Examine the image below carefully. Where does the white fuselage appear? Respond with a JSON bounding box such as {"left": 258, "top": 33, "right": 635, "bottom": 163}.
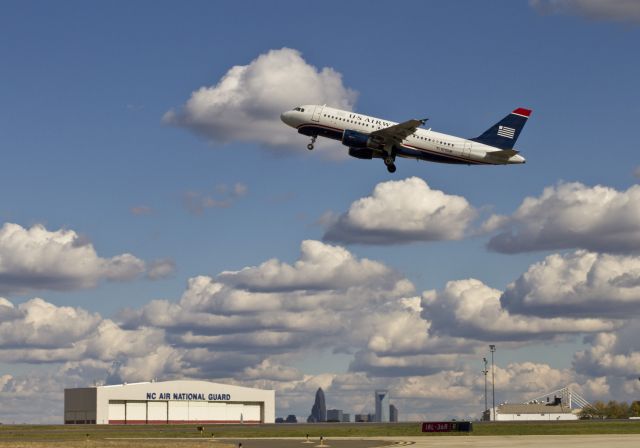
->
{"left": 281, "top": 105, "right": 526, "bottom": 165}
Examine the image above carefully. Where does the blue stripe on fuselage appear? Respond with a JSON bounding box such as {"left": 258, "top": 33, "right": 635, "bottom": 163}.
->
{"left": 396, "top": 146, "right": 474, "bottom": 165}
{"left": 296, "top": 123, "right": 488, "bottom": 165}
{"left": 297, "top": 124, "right": 343, "bottom": 140}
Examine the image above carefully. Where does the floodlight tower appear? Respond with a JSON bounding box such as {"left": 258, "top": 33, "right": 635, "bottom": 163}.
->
{"left": 489, "top": 345, "right": 496, "bottom": 421}
{"left": 482, "top": 357, "right": 489, "bottom": 420}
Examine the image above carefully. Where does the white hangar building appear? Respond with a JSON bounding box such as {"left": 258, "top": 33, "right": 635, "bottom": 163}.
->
{"left": 64, "top": 380, "right": 275, "bottom": 425}
{"left": 487, "top": 402, "right": 578, "bottom": 421}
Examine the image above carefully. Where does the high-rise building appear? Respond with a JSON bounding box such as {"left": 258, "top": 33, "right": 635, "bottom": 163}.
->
{"left": 327, "top": 409, "right": 343, "bottom": 422}
{"left": 307, "top": 388, "right": 327, "bottom": 422}
{"left": 355, "top": 413, "right": 376, "bottom": 422}
{"left": 375, "top": 390, "right": 390, "bottom": 422}
{"left": 389, "top": 404, "right": 398, "bottom": 422}
{"left": 342, "top": 413, "right": 350, "bottom": 423}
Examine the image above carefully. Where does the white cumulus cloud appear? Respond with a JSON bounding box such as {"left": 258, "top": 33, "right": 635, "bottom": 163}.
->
{"left": 501, "top": 250, "right": 640, "bottom": 318}
{"left": 0, "top": 297, "right": 170, "bottom": 365}
{"left": 421, "top": 278, "right": 616, "bottom": 341}
{"left": 0, "top": 223, "right": 145, "bottom": 294}
{"left": 323, "top": 177, "right": 476, "bottom": 245}
{"left": 485, "top": 182, "right": 640, "bottom": 254}
{"left": 217, "top": 240, "right": 402, "bottom": 292}
{"left": 573, "top": 319, "right": 640, "bottom": 382}
{"left": 164, "top": 48, "right": 357, "bottom": 153}
{"left": 0, "top": 298, "right": 101, "bottom": 350}
{"left": 121, "top": 241, "right": 416, "bottom": 361}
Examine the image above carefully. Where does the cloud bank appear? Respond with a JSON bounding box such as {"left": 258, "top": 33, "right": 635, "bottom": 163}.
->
{"left": 422, "top": 278, "right": 616, "bottom": 341}
{"left": 501, "top": 250, "right": 640, "bottom": 318}
{"left": 4, "top": 235, "right": 639, "bottom": 421}
{"left": 485, "top": 182, "right": 640, "bottom": 254}
{"left": 5, "top": 176, "right": 640, "bottom": 422}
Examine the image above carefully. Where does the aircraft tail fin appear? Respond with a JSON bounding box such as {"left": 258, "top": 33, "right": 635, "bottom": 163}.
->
{"left": 471, "top": 108, "right": 532, "bottom": 150}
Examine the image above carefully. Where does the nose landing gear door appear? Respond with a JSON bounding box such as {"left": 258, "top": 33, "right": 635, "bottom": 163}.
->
{"left": 312, "top": 105, "right": 324, "bottom": 122}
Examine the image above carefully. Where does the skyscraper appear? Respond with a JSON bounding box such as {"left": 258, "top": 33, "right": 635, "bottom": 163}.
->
{"left": 327, "top": 409, "right": 343, "bottom": 422}
{"left": 389, "top": 404, "right": 398, "bottom": 422}
{"left": 307, "top": 387, "right": 327, "bottom": 422}
{"left": 375, "top": 390, "right": 389, "bottom": 422}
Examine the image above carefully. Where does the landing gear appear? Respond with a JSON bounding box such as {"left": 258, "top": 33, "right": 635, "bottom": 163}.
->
{"left": 384, "top": 156, "right": 396, "bottom": 173}
{"left": 307, "top": 136, "right": 317, "bottom": 150}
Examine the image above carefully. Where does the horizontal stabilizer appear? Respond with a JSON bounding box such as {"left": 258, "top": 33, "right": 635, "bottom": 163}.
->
{"left": 490, "top": 149, "right": 519, "bottom": 158}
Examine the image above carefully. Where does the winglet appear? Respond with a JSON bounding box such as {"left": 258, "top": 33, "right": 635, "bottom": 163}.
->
{"left": 512, "top": 108, "right": 532, "bottom": 117}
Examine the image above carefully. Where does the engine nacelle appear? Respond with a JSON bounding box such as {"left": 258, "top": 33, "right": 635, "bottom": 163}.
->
{"left": 342, "top": 129, "right": 384, "bottom": 150}
{"left": 348, "top": 147, "right": 374, "bottom": 159}
{"left": 342, "top": 129, "right": 369, "bottom": 148}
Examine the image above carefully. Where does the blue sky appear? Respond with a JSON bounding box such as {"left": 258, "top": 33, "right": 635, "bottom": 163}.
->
{"left": 2, "top": 0, "right": 640, "bottom": 423}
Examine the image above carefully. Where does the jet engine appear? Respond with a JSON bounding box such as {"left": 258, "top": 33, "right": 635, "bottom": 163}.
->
{"left": 348, "top": 147, "right": 374, "bottom": 159}
{"left": 342, "top": 130, "right": 384, "bottom": 150}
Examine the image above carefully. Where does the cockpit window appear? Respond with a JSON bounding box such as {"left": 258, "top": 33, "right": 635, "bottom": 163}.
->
{"left": 293, "top": 107, "right": 305, "bottom": 112}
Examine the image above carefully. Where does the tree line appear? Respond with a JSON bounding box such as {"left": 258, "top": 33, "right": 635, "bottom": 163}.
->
{"left": 579, "top": 400, "right": 640, "bottom": 419}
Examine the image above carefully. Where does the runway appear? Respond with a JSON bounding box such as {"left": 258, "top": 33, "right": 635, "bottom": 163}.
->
{"left": 216, "top": 434, "right": 640, "bottom": 448}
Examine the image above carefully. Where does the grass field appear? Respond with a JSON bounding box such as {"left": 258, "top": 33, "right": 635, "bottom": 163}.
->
{"left": 1, "top": 420, "right": 640, "bottom": 442}
{"left": 0, "top": 442, "right": 235, "bottom": 448}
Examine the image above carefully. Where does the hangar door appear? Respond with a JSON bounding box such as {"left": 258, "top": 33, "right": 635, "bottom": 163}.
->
{"left": 240, "top": 404, "right": 261, "bottom": 422}
{"left": 225, "top": 403, "right": 261, "bottom": 422}
{"left": 147, "top": 401, "right": 168, "bottom": 423}
{"left": 108, "top": 400, "right": 125, "bottom": 424}
{"left": 168, "top": 401, "right": 189, "bottom": 422}
{"left": 108, "top": 400, "right": 166, "bottom": 424}
{"left": 108, "top": 400, "right": 262, "bottom": 423}
{"left": 166, "top": 401, "right": 261, "bottom": 422}
{"left": 126, "top": 401, "right": 146, "bottom": 423}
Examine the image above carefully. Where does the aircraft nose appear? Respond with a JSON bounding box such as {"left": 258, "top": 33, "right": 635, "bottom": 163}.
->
{"left": 281, "top": 111, "right": 294, "bottom": 126}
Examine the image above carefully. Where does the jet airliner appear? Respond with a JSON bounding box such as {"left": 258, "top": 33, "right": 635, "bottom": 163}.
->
{"left": 281, "top": 105, "right": 531, "bottom": 172}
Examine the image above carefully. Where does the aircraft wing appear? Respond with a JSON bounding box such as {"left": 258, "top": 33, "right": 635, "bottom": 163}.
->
{"left": 370, "top": 118, "right": 427, "bottom": 144}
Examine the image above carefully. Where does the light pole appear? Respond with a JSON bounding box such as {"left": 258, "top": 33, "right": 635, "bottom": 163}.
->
{"left": 490, "top": 345, "right": 496, "bottom": 421}
{"left": 482, "top": 357, "right": 488, "bottom": 420}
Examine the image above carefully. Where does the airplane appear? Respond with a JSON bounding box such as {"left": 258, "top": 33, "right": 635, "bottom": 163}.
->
{"left": 280, "top": 105, "right": 531, "bottom": 173}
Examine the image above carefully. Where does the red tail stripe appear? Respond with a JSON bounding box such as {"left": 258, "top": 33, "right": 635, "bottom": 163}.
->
{"left": 513, "top": 108, "right": 532, "bottom": 117}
